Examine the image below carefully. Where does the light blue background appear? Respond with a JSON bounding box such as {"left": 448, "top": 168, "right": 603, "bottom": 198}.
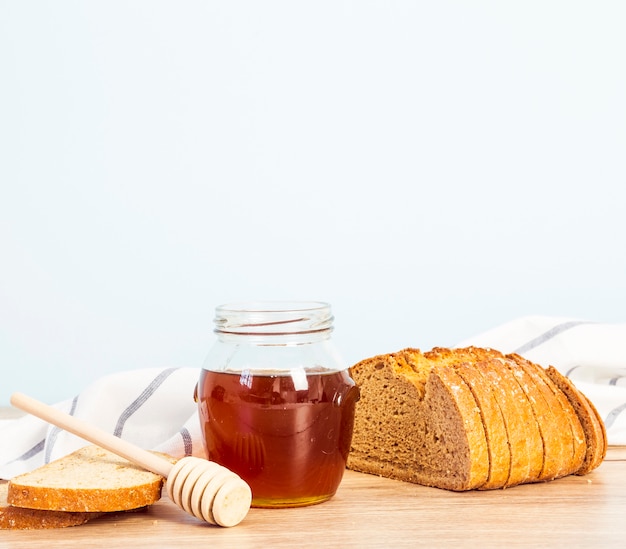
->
{"left": 2, "top": 1, "right": 625, "bottom": 405}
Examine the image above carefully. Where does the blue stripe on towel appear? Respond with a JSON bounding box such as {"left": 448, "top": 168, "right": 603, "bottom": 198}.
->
{"left": 9, "top": 438, "right": 45, "bottom": 465}
{"left": 514, "top": 320, "right": 593, "bottom": 354}
{"left": 113, "top": 368, "right": 178, "bottom": 438}
{"left": 604, "top": 401, "right": 626, "bottom": 429}
{"left": 45, "top": 395, "right": 79, "bottom": 463}
{"left": 180, "top": 427, "right": 193, "bottom": 456}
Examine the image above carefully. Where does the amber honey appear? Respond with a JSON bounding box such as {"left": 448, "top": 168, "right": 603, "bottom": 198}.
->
{"left": 197, "top": 368, "right": 359, "bottom": 508}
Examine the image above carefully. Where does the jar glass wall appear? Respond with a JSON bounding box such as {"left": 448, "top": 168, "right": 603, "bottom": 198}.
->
{"left": 196, "top": 301, "right": 359, "bottom": 508}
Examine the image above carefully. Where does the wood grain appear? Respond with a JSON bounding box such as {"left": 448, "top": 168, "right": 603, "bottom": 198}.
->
{"left": 3, "top": 447, "right": 626, "bottom": 548}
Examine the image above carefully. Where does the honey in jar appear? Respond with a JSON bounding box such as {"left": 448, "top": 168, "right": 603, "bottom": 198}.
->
{"left": 196, "top": 301, "right": 359, "bottom": 508}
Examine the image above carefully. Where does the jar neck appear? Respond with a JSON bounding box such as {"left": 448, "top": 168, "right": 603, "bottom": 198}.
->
{"left": 213, "top": 301, "right": 334, "bottom": 346}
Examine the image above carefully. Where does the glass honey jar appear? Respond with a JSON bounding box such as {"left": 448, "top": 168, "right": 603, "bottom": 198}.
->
{"left": 196, "top": 301, "right": 359, "bottom": 508}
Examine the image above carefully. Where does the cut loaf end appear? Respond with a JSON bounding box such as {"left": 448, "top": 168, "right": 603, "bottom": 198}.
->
{"left": 346, "top": 349, "right": 488, "bottom": 491}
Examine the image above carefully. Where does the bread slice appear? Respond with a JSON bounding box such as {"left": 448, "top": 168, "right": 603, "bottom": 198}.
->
{"left": 545, "top": 366, "right": 607, "bottom": 475}
{"left": 503, "top": 353, "right": 566, "bottom": 482}
{"left": 0, "top": 482, "right": 101, "bottom": 530}
{"left": 348, "top": 347, "right": 605, "bottom": 491}
{"left": 507, "top": 353, "right": 586, "bottom": 478}
{"left": 347, "top": 350, "right": 489, "bottom": 491}
{"left": 7, "top": 445, "right": 174, "bottom": 513}
{"left": 580, "top": 391, "right": 608, "bottom": 469}
{"left": 453, "top": 361, "right": 510, "bottom": 489}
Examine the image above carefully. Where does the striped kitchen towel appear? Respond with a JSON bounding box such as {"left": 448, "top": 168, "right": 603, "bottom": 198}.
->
{"left": 0, "top": 367, "right": 202, "bottom": 479}
{"left": 457, "top": 315, "right": 626, "bottom": 446}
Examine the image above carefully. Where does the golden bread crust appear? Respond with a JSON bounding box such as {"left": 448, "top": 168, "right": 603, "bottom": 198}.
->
{"left": 0, "top": 482, "right": 101, "bottom": 530}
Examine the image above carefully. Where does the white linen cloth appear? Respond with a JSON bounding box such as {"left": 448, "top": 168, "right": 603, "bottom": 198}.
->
{"left": 1, "top": 315, "right": 625, "bottom": 480}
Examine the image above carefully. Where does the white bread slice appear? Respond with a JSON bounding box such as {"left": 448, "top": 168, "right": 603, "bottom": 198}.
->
{"left": 0, "top": 482, "right": 101, "bottom": 529}
{"left": 7, "top": 445, "right": 175, "bottom": 513}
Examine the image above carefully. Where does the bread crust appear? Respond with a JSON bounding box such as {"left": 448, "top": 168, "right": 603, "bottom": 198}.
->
{"left": 579, "top": 391, "right": 608, "bottom": 468}
{"left": 0, "top": 482, "right": 101, "bottom": 530}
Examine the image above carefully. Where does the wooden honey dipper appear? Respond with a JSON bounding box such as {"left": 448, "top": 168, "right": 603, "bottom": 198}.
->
{"left": 10, "top": 392, "right": 252, "bottom": 527}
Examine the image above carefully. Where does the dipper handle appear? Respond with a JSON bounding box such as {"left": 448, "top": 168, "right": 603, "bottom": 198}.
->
{"left": 11, "top": 392, "right": 173, "bottom": 477}
{"left": 10, "top": 392, "right": 251, "bottom": 527}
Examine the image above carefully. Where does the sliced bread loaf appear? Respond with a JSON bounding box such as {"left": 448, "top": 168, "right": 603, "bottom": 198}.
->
{"left": 7, "top": 445, "right": 175, "bottom": 513}
{"left": 0, "top": 482, "right": 101, "bottom": 530}
{"left": 347, "top": 347, "right": 606, "bottom": 491}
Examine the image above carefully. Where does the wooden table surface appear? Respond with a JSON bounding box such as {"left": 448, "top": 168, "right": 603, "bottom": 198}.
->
{"left": 1, "top": 446, "right": 625, "bottom": 548}
{"left": 2, "top": 404, "right": 626, "bottom": 548}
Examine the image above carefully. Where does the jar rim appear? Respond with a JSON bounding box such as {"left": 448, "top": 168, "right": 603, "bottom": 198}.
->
{"left": 214, "top": 301, "right": 333, "bottom": 336}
